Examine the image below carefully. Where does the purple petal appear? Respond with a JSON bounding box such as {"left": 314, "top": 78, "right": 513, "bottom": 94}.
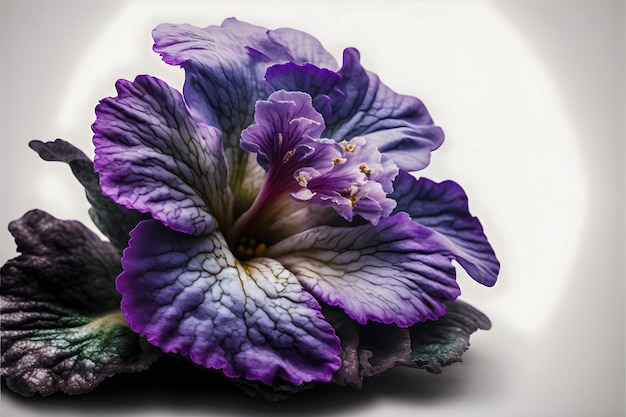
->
{"left": 266, "top": 26, "right": 338, "bottom": 69}
{"left": 265, "top": 62, "right": 346, "bottom": 120}
{"left": 240, "top": 90, "right": 325, "bottom": 173}
{"left": 93, "top": 75, "right": 233, "bottom": 236}
{"left": 153, "top": 18, "right": 336, "bottom": 148}
{"left": 118, "top": 220, "right": 342, "bottom": 386}
{"left": 152, "top": 20, "right": 339, "bottom": 211}
{"left": 235, "top": 92, "right": 398, "bottom": 246}
{"left": 391, "top": 171, "right": 499, "bottom": 287}
{"left": 290, "top": 137, "right": 398, "bottom": 225}
{"left": 266, "top": 212, "right": 462, "bottom": 327}
{"left": 267, "top": 48, "right": 444, "bottom": 172}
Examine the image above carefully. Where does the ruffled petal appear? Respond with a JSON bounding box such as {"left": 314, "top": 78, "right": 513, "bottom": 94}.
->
{"left": 29, "top": 139, "right": 148, "bottom": 250}
{"left": 266, "top": 212, "right": 462, "bottom": 327}
{"left": 391, "top": 170, "right": 499, "bottom": 286}
{"left": 237, "top": 91, "right": 398, "bottom": 242}
{"left": 153, "top": 18, "right": 336, "bottom": 135}
{"left": 93, "top": 75, "right": 233, "bottom": 236}
{"left": 240, "top": 90, "right": 325, "bottom": 174}
{"left": 265, "top": 62, "right": 345, "bottom": 121}
{"left": 153, "top": 19, "right": 338, "bottom": 210}
{"left": 0, "top": 210, "right": 160, "bottom": 396}
{"left": 266, "top": 48, "right": 444, "bottom": 171}
{"left": 118, "top": 220, "right": 341, "bottom": 386}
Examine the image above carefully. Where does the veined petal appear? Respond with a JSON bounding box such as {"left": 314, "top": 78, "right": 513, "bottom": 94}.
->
{"left": 266, "top": 212, "right": 462, "bottom": 327}
{"left": 266, "top": 48, "right": 444, "bottom": 172}
{"left": 234, "top": 92, "right": 399, "bottom": 246}
{"left": 291, "top": 136, "right": 398, "bottom": 225}
{"left": 153, "top": 18, "right": 337, "bottom": 133}
{"left": 240, "top": 90, "right": 325, "bottom": 173}
{"left": 118, "top": 220, "right": 342, "bottom": 386}
{"left": 93, "top": 75, "right": 233, "bottom": 236}
{"left": 153, "top": 19, "right": 338, "bottom": 210}
{"left": 1, "top": 210, "right": 160, "bottom": 396}
{"left": 391, "top": 170, "right": 499, "bottom": 287}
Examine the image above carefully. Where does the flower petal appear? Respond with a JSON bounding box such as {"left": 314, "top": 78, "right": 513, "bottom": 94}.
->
{"left": 153, "top": 18, "right": 336, "bottom": 137}
{"left": 118, "top": 220, "right": 342, "bottom": 386}
{"left": 240, "top": 90, "right": 325, "bottom": 173}
{"left": 265, "top": 62, "right": 345, "bottom": 121}
{"left": 29, "top": 139, "right": 148, "bottom": 250}
{"left": 93, "top": 75, "right": 233, "bottom": 236}
{"left": 153, "top": 19, "right": 338, "bottom": 210}
{"left": 391, "top": 170, "right": 500, "bottom": 286}
{"left": 266, "top": 48, "right": 445, "bottom": 171}
{"left": 0, "top": 210, "right": 160, "bottom": 396}
{"left": 238, "top": 91, "right": 398, "bottom": 237}
{"left": 408, "top": 299, "right": 491, "bottom": 373}
{"left": 266, "top": 212, "right": 462, "bottom": 327}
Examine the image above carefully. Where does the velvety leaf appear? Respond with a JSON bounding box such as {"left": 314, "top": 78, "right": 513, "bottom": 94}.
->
{"left": 323, "top": 306, "right": 412, "bottom": 388}
{"left": 93, "top": 75, "right": 233, "bottom": 236}
{"left": 232, "top": 378, "right": 316, "bottom": 401}
{"left": 266, "top": 212, "right": 462, "bottom": 327}
{"left": 408, "top": 299, "right": 491, "bottom": 373}
{"left": 391, "top": 170, "right": 500, "bottom": 287}
{"left": 0, "top": 210, "right": 160, "bottom": 396}
{"left": 29, "top": 139, "right": 148, "bottom": 250}
{"left": 118, "top": 219, "right": 341, "bottom": 387}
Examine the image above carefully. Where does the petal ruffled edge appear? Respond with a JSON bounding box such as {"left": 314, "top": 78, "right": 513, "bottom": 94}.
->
{"left": 267, "top": 212, "right": 462, "bottom": 327}
{"left": 93, "top": 75, "right": 233, "bottom": 237}
{"left": 391, "top": 170, "right": 500, "bottom": 287}
{"left": 118, "top": 220, "right": 341, "bottom": 387}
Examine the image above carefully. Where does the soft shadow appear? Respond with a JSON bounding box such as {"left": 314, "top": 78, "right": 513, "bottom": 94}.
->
{"left": 2, "top": 353, "right": 486, "bottom": 416}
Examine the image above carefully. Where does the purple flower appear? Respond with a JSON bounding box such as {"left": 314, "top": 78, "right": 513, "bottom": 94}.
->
{"left": 91, "top": 18, "right": 499, "bottom": 393}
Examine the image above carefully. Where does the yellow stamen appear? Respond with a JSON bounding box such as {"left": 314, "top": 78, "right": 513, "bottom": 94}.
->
{"left": 254, "top": 243, "right": 267, "bottom": 257}
{"left": 237, "top": 245, "right": 246, "bottom": 258}
{"left": 296, "top": 172, "right": 309, "bottom": 187}
{"left": 283, "top": 149, "right": 295, "bottom": 162}
{"left": 332, "top": 157, "right": 347, "bottom": 164}
{"left": 359, "top": 163, "right": 373, "bottom": 177}
{"left": 341, "top": 185, "right": 359, "bottom": 207}
{"left": 237, "top": 237, "right": 267, "bottom": 260}
{"left": 340, "top": 141, "right": 357, "bottom": 152}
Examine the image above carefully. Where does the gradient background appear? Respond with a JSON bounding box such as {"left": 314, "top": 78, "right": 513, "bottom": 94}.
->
{"left": 1, "top": 0, "right": 624, "bottom": 416}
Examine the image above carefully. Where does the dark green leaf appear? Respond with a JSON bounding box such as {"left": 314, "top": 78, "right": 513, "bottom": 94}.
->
{"left": 29, "top": 139, "right": 148, "bottom": 250}
{"left": 408, "top": 299, "right": 491, "bottom": 373}
{"left": 1, "top": 210, "right": 160, "bottom": 396}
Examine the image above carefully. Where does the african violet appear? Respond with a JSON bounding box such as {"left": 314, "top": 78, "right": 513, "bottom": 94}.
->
{"left": 1, "top": 18, "right": 499, "bottom": 400}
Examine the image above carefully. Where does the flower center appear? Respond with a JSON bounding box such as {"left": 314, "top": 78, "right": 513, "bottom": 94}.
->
{"left": 236, "top": 236, "right": 267, "bottom": 260}
{"left": 229, "top": 90, "right": 399, "bottom": 257}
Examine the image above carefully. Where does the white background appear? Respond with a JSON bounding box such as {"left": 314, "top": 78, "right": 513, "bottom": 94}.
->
{"left": 1, "top": 0, "right": 624, "bottom": 416}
